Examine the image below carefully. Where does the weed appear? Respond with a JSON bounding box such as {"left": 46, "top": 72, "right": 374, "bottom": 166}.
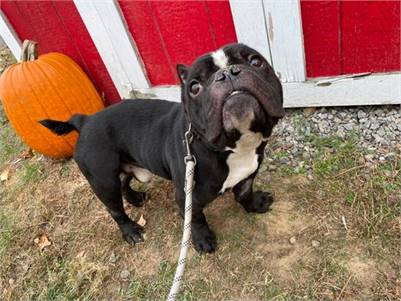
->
{"left": 22, "top": 258, "right": 108, "bottom": 300}
{"left": 21, "top": 161, "right": 44, "bottom": 184}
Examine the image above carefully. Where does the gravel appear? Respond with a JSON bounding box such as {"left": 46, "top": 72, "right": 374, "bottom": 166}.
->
{"left": 267, "top": 105, "right": 401, "bottom": 170}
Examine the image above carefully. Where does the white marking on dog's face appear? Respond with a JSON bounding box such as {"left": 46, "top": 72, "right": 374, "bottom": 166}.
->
{"left": 220, "top": 131, "right": 263, "bottom": 193}
{"left": 211, "top": 49, "right": 228, "bottom": 69}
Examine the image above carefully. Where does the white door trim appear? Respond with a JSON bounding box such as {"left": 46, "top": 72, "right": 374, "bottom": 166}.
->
{"left": 262, "top": 0, "right": 306, "bottom": 83}
{"left": 229, "top": 0, "right": 306, "bottom": 83}
{"left": 73, "top": 0, "right": 150, "bottom": 98}
{"left": 0, "top": 11, "right": 21, "bottom": 61}
{"left": 135, "top": 73, "right": 401, "bottom": 108}
{"left": 229, "top": 0, "right": 272, "bottom": 65}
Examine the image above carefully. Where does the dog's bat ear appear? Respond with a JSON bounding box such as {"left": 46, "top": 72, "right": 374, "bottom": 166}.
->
{"left": 176, "top": 64, "right": 189, "bottom": 83}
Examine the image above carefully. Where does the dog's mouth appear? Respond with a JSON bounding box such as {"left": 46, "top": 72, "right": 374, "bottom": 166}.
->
{"left": 228, "top": 90, "right": 242, "bottom": 97}
{"left": 226, "top": 90, "right": 254, "bottom": 100}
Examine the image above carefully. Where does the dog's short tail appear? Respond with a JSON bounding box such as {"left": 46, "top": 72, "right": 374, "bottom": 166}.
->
{"left": 39, "top": 114, "right": 87, "bottom": 136}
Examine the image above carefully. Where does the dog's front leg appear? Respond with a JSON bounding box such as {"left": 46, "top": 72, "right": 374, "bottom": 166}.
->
{"left": 176, "top": 191, "right": 217, "bottom": 253}
{"left": 233, "top": 175, "right": 274, "bottom": 213}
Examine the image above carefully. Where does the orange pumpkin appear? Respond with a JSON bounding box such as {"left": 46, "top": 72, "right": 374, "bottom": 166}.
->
{"left": 0, "top": 40, "right": 104, "bottom": 158}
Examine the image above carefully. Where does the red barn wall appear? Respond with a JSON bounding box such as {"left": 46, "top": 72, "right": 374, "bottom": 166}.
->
{"left": 301, "top": 0, "right": 401, "bottom": 78}
{"left": 118, "top": 0, "right": 237, "bottom": 85}
{"left": 1, "top": 0, "right": 400, "bottom": 99}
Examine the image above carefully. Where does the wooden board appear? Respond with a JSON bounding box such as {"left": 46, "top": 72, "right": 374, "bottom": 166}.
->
{"left": 0, "top": 0, "right": 120, "bottom": 104}
{"left": 134, "top": 73, "right": 401, "bottom": 108}
{"left": 118, "top": 0, "right": 237, "bottom": 85}
{"left": 229, "top": 0, "right": 272, "bottom": 65}
{"left": 74, "top": 0, "right": 149, "bottom": 99}
{"left": 301, "top": 0, "right": 401, "bottom": 78}
{"left": 262, "top": 0, "right": 306, "bottom": 82}
{"left": 300, "top": 1, "right": 341, "bottom": 77}
{"left": 341, "top": 1, "right": 400, "bottom": 74}
{"left": 0, "top": 10, "right": 21, "bottom": 60}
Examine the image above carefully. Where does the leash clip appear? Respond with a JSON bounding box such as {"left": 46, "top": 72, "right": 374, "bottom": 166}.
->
{"left": 183, "top": 123, "right": 196, "bottom": 164}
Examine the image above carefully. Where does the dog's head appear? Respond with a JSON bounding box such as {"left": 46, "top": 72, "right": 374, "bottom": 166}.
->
{"left": 177, "top": 43, "right": 284, "bottom": 148}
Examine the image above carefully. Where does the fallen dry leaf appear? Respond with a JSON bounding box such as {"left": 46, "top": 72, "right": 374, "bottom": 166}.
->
{"left": 20, "top": 148, "right": 33, "bottom": 159}
{"left": 0, "top": 169, "right": 9, "bottom": 182}
{"left": 34, "top": 234, "right": 51, "bottom": 251}
{"left": 303, "top": 107, "right": 316, "bottom": 117}
{"left": 76, "top": 250, "right": 86, "bottom": 258}
{"left": 137, "top": 214, "right": 146, "bottom": 227}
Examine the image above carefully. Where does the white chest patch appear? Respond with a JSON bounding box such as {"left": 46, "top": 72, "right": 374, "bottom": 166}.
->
{"left": 211, "top": 49, "right": 228, "bottom": 69}
{"left": 220, "top": 132, "right": 264, "bottom": 193}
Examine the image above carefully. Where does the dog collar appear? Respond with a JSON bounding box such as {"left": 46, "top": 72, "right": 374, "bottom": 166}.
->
{"left": 186, "top": 123, "right": 223, "bottom": 153}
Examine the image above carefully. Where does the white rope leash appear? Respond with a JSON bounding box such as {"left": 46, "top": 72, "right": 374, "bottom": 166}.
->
{"left": 167, "top": 125, "right": 196, "bottom": 301}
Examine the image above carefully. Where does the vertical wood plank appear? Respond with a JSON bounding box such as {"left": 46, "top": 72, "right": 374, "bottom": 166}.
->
{"left": 118, "top": 0, "right": 176, "bottom": 85}
{"left": 300, "top": 0, "right": 341, "bottom": 78}
{"left": 229, "top": 0, "right": 272, "bottom": 64}
{"left": 0, "top": 10, "right": 21, "bottom": 60}
{"left": 300, "top": 0, "right": 400, "bottom": 77}
{"left": 118, "top": 0, "right": 237, "bottom": 86}
{"left": 149, "top": 1, "right": 216, "bottom": 67}
{"left": 52, "top": 1, "right": 121, "bottom": 103}
{"left": 74, "top": 0, "right": 150, "bottom": 98}
{"left": 203, "top": 1, "right": 237, "bottom": 49}
{"left": 341, "top": 1, "right": 400, "bottom": 74}
{"left": 263, "top": 0, "right": 306, "bottom": 82}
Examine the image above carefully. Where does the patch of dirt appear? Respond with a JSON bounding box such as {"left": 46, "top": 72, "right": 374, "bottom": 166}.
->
{"left": 255, "top": 182, "right": 316, "bottom": 285}
{"left": 346, "top": 255, "right": 377, "bottom": 287}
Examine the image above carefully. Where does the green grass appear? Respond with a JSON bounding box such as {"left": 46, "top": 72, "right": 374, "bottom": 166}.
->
{"left": 308, "top": 135, "right": 364, "bottom": 178}
{"left": 0, "top": 211, "right": 15, "bottom": 262}
{"left": 0, "top": 106, "right": 25, "bottom": 166}
{"left": 21, "top": 161, "right": 44, "bottom": 184}
{"left": 293, "top": 134, "right": 400, "bottom": 260}
{"left": 0, "top": 124, "right": 24, "bottom": 166}
{"left": 22, "top": 257, "right": 108, "bottom": 301}
{"left": 123, "top": 260, "right": 176, "bottom": 299}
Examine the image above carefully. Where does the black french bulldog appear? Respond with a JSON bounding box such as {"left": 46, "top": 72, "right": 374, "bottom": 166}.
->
{"left": 40, "top": 43, "right": 285, "bottom": 253}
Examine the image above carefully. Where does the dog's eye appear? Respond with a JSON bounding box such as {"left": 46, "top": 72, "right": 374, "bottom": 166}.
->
{"left": 249, "top": 55, "right": 263, "bottom": 67}
{"left": 189, "top": 81, "right": 202, "bottom": 96}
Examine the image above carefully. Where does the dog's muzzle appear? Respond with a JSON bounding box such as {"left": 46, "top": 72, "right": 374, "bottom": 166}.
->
{"left": 222, "top": 91, "right": 264, "bottom": 134}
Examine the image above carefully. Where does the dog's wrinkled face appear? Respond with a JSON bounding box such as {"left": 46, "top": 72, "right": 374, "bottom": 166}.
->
{"left": 177, "top": 43, "right": 284, "bottom": 148}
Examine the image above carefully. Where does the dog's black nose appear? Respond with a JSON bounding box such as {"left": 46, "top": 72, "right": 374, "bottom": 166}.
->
{"left": 230, "top": 65, "right": 241, "bottom": 75}
{"left": 215, "top": 70, "right": 227, "bottom": 82}
{"left": 215, "top": 66, "right": 241, "bottom": 82}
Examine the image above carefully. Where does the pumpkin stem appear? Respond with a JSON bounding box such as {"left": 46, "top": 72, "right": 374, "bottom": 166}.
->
{"left": 20, "top": 40, "right": 38, "bottom": 62}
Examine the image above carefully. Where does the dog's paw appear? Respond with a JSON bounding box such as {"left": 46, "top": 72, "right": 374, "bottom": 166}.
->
{"left": 124, "top": 189, "right": 147, "bottom": 207}
{"left": 192, "top": 224, "right": 217, "bottom": 253}
{"left": 120, "top": 221, "right": 145, "bottom": 245}
{"left": 242, "top": 191, "right": 274, "bottom": 213}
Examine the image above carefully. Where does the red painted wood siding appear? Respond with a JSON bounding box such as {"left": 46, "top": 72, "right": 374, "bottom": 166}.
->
{"left": 1, "top": 0, "right": 120, "bottom": 104}
{"left": 301, "top": 1, "right": 401, "bottom": 78}
{"left": 118, "top": 0, "right": 237, "bottom": 85}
